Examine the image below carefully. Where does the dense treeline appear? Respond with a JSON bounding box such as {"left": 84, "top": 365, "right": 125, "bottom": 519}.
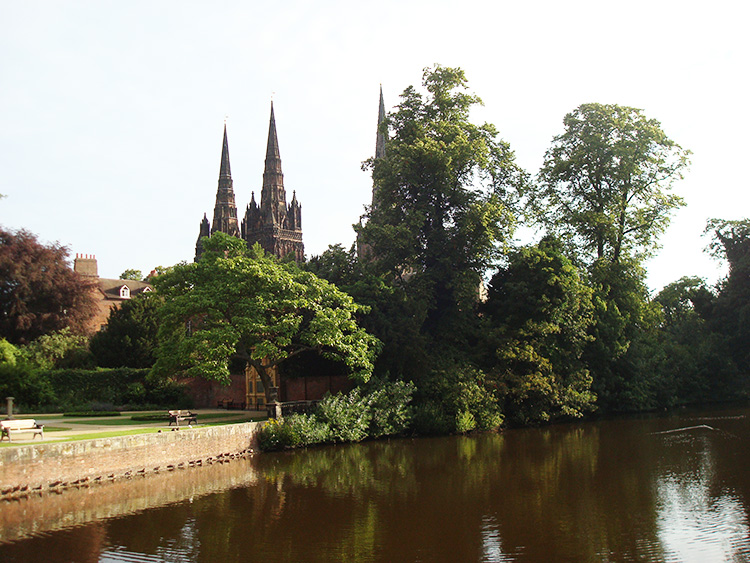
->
{"left": 2, "top": 65, "right": 748, "bottom": 431}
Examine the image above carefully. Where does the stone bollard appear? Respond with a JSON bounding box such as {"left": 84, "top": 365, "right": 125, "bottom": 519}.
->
{"left": 5, "top": 397, "right": 14, "bottom": 420}
{"left": 267, "top": 402, "right": 283, "bottom": 419}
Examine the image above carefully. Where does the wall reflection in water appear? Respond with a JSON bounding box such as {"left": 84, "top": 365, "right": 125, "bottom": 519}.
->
{"left": 0, "top": 406, "right": 749, "bottom": 562}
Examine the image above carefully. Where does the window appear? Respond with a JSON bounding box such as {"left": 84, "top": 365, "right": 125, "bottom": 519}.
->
{"left": 119, "top": 285, "right": 131, "bottom": 299}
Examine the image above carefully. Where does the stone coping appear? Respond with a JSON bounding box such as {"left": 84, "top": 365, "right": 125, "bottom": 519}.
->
{"left": 0, "top": 421, "right": 263, "bottom": 496}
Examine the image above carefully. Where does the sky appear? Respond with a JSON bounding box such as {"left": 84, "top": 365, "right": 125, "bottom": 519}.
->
{"left": 1, "top": 0, "right": 747, "bottom": 292}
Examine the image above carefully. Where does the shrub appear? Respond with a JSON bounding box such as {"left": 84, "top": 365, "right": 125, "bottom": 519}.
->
{"left": 412, "top": 400, "right": 453, "bottom": 435}
{"left": 258, "top": 380, "right": 416, "bottom": 451}
{"left": 364, "top": 379, "right": 415, "bottom": 437}
{"left": 316, "top": 390, "right": 371, "bottom": 443}
{"left": 258, "top": 414, "right": 330, "bottom": 451}
{"left": 413, "top": 364, "right": 503, "bottom": 434}
{"left": 0, "top": 362, "right": 56, "bottom": 409}
{"left": 455, "top": 410, "right": 477, "bottom": 433}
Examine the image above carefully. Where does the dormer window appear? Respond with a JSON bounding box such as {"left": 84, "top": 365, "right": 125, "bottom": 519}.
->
{"left": 143, "top": 287, "right": 152, "bottom": 293}
{"left": 119, "top": 285, "right": 131, "bottom": 299}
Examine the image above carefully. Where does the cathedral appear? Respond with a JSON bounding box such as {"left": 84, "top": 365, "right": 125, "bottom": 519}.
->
{"left": 195, "top": 103, "right": 304, "bottom": 262}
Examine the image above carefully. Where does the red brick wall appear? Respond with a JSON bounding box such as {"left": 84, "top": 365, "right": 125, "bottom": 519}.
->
{"left": 182, "top": 374, "right": 247, "bottom": 408}
{"left": 281, "top": 375, "right": 354, "bottom": 401}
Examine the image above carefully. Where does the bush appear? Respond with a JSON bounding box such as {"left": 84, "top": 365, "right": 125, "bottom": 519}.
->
{"left": 259, "top": 414, "right": 330, "bottom": 451}
{"left": 412, "top": 400, "right": 453, "bottom": 435}
{"left": 364, "top": 379, "right": 415, "bottom": 437}
{"left": 0, "top": 362, "right": 57, "bottom": 409}
{"left": 317, "top": 390, "right": 371, "bottom": 443}
{"left": 257, "top": 380, "right": 416, "bottom": 451}
{"left": 413, "top": 364, "right": 503, "bottom": 434}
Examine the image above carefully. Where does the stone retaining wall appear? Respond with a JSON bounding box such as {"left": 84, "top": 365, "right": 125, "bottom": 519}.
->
{"left": 0, "top": 422, "right": 262, "bottom": 495}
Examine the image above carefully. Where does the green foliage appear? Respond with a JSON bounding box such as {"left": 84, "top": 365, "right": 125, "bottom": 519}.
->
{"left": 538, "top": 103, "right": 690, "bottom": 264}
{"left": 20, "top": 328, "right": 93, "bottom": 370}
{"left": 482, "top": 237, "right": 596, "bottom": 425}
{"left": 90, "top": 293, "right": 160, "bottom": 368}
{"left": 317, "top": 389, "right": 371, "bottom": 443}
{"left": 153, "top": 233, "right": 380, "bottom": 402}
{"left": 0, "top": 361, "right": 56, "bottom": 408}
{"left": 362, "top": 379, "right": 416, "bottom": 438}
{"left": 258, "top": 413, "right": 331, "bottom": 451}
{"left": 584, "top": 259, "right": 663, "bottom": 411}
{"left": 356, "top": 65, "right": 527, "bottom": 360}
{"left": 0, "top": 338, "right": 20, "bottom": 365}
{"left": 258, "top": 380, "right": 416, "bottom": 451}
{"left": 120, "top": 269, "right": 144, "bottom": 281}
{"left": 703, "top": 218, "right": 750, "bottom": 378}
{"left": 412, "top": 365, "right": 503, "bottom": 434}
{"left": 0, "top": 227, "right": 98, "bottom": 344}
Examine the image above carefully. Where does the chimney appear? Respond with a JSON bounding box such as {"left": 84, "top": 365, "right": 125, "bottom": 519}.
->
{"left": 74, "top": 253, "right": 99, "bottom": 278}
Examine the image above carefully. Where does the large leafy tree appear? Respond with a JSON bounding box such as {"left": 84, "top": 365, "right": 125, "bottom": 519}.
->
{"left": 152, "top": 233, "right": 380, "bottom": 402}
{"left": 703, "top": 218, "right": 750, "bottom": 378}
{"left": 90, "top": 293, "right": 160, "bottom": 368}
{"left": 538, "top": 103, "right": 690, "bottom": 264}
{"left": 0, "top": 227, "right": 97, "bottom": 344}
{"left": 356, "top": 65, "right": 527, "bottom": 354}
{"left": 482, "top": 236, "right": 596, "bottom": 424}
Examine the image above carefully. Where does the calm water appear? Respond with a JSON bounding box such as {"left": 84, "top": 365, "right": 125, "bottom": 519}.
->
{"left": 2, "top": 405, "right": 750, "bottom": 562}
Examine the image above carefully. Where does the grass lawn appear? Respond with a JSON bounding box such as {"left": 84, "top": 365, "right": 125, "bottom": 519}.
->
{"left": 66, "top": 417, "right": 167, "bottom": 426}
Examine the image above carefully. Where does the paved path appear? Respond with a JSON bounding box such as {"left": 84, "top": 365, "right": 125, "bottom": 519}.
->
{"left": 1, "top": 409, "right": 267, "bottom": 445}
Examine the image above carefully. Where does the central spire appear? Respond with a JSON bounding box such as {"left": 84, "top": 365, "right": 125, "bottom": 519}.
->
{"left": 219, "top": 123, "right": 231, "bottom": 179}
{"left": 261, "top": 101, "right": 286, "bottom": 224}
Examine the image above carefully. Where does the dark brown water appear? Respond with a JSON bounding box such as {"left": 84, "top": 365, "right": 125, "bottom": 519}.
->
{"left": 2, "top": 405, "right": 750, "bottom": 562}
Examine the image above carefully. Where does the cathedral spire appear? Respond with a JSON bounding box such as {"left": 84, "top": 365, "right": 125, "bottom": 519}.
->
{"left": 244, "top": 101, "right": 304, "bottom": 262}
{"left": 219, "top": 122, "right": 231, "bottom": 179}
{"left": 375, "top": 84, "right": 387, "bottom": 160}
{"left": 261, "top": 101, "right": 286, "bottom": 223}
{"left": 211, "top": 123, "right": 240, "bottom": 237}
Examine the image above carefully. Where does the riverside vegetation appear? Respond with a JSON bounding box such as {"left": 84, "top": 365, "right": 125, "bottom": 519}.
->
{"left": 2, "top": 65, "right": 749, "bottom": 449}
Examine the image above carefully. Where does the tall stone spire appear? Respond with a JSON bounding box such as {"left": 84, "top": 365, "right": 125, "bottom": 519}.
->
{"left": 242, "top": 102, "right": 304, "bottom": 262}
{"left": 358, "top": 86, "right": 388, "bottom": 259}
{"left": 375, "top": 84, "right": 387, "bottom": 161}
{"left": 211, "top": 123, "right": 240, "bottom": 237}
{"left": 261, "top": 102, "right": 287, "bottom": 225}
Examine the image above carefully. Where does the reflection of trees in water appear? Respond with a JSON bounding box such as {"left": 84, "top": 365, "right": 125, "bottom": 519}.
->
{"left": 486, "top": 421, "right": 665, "bottom": 561}
{"left": 654, "top": 420, "right": 750, "bottom": 562}
{"left": 2, "top": 409, "right": 748, "bottom": 562}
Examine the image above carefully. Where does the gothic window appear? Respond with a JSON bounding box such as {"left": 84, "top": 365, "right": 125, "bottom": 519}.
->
{"left": 119, "top": 285, "right": 131, "bottom": 299}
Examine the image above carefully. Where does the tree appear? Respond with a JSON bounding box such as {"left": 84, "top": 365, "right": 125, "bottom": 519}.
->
{"left": 482, "top": 236, "right": 596, "bottom": 424}
{"left": 538, "top": 103, "right": 690, "bottom": 264}
{"left": 703, "top": 218, "right": 750, "bottom": 378}
{"left": 120, "top": 269, "right": 144, "bottom": 281}
{"left": 20, "top": 327, "right": 93, "bottom": 370}
{"left": 356, "top": 65, "right": 527, "bottom": 356}
{"left": 90, "top": 293, "right": 160, "bottom": 368}
{"left": 152, "top": 233, "right": 380, "bottom": 403}
{"left": 0, "top": 227, "right": 98, "bottom": 344}
{"left": 649, "top": 276, "right": 736, "bottom": 405}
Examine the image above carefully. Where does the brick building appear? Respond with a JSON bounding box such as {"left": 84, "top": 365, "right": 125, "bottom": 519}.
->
{"left": 73, "top": 254, "right": 152, "bottom": 333}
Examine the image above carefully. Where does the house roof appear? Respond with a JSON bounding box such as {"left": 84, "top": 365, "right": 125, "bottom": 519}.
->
{"left": 97, "top": 278, "right": 153, "bottom": 300}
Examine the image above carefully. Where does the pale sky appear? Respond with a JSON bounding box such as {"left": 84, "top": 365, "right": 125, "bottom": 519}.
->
{"left": 1, "top": 0, "right": 747, "bottom": 292}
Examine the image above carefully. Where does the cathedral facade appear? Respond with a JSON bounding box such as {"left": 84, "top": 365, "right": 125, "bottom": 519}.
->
{"left": 196, "top": 103, "right": 304, "bottom": 262}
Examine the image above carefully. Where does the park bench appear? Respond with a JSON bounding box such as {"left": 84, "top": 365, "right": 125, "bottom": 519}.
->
{"left": 0, "top": 419, "right": 44, "bottom": 442}
{"left": 168, "top": 410, "right": 197, "bottom": 426}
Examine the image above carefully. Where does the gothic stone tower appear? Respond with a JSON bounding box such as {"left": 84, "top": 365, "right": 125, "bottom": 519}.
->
{"left": 242, "top": 102, "right": 304, "bottom": 262}
{"left": 195, "top": 105, "right": 304, "bottom": 262}
{"left": 357, "top": 86, "right": 388, "bottom": 258}
{"left": 195, "top": 124, "right": 241, "bottom": 260}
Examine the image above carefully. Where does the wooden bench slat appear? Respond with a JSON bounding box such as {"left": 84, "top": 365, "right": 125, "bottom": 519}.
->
{"left": 1, "top": 419, "right": 44, "bottom": 442}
